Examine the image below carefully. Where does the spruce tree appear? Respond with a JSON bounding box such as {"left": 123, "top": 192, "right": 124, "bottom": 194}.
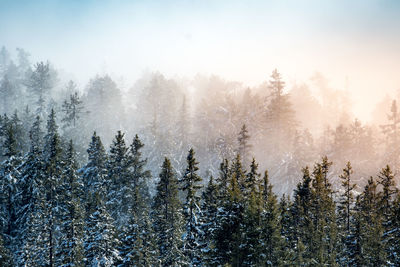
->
{"left": 0, "top": 233, "right": 11, "bottom": 266}
{"left": 291, "top": 167, "right": 314, "bottom": 265}
{"left": 237, "top": 124, "right": 252, "bottom": 169}
{"left": 179, "top": 148, "right": 203, "bottom": 265}
{"left": 43, "top": 109, "right": 63, "bottom": 267}
{"left": 377, "top": 165, "right": 398, "bottom": 265}
{"left": 152, "top": 157, "right": 183, "bottom": 266}
{"left": 213, "top": 157, "right": 244, "bottom": 266}
{"left": 337, "top": 161, "right": 356, "bottom": 266}
{"left": 62, "top": 91, "right": 84, "bottom": 128}
{"left": 80, "top": 132, "right": 108, "bottom": 216}
{"left": 129, "top": 134, "right": 152, "bottom": 221}
{"left": 56, "top": 141, "right": 85, "bottom": 266}
{"left": 106, "top": 130, "right": 131, "bottom": 226}
{"left": 84, "top": 192, "right": 121, "bottom": 267}
{"left": 14, "top": 116, "right": 45, "bottom": 265}
{"left": 310, "top": 159, "right": 337, "bottom": 265}
{"left": 199, "top": 175, "right": 218, "bottom": 265}
{"left": 260, "top": 170, "right": 282, "bottom": 266}
{"left": 244, "top": 157, "right": 260, "bottom": 198}
{"left": 265, "top": 69, "right": 296, "bottom": 154}
{"left": 353, "top": 177, "right": 386, "bottom": 265}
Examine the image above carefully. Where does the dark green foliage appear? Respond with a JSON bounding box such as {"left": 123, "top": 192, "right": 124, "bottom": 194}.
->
{"left": 106, "top": 130, "right": 131, "bottom": 226}
{"left": 199, "top": 175, "right": 218, "bottom": 265}
{"left": 84, "top": 192, "right": 121, "bottom": 266}
{"left": 337, "top": 162, "right": 356, "bottom": 266}
{"left": 353, "top": 177, "right": 386, "bottom": 266}
{"left": 179, "top": 148, "right": 203, "bottom": 265}
{"left": 152, "top": 158, "right": 183, "bottom": 266}
{"left": 237, "top": 124, "right": 252, "bottom": 169}
{"left": 56, "top": 141, "right": 85, "bottom": 267}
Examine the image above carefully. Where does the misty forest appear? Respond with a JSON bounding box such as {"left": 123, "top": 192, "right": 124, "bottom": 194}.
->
{"left": 0, "top": 43, "right": 400, "bottom": 267}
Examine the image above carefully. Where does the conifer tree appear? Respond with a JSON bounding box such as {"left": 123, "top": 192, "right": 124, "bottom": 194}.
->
{"left": 265, "top": 69, "right": 296, "bottom": 154}
{"left": 231, "top": 154, "right": 246, "bottom": 193}
{"left": 377, "top": 165, "right": 398, "bottom": 264}
{"left": 14, "top": 116, "right": 44, "bottom": 264}
{"left": 237, "top": 124, "right": 252, "bottom": 169}
{"left": 380, "top": 100, "right": 400, "bottom": 172}
{"left": 129, "top": 134, "right": 152, "bottom": 220}
{"left": 310, "top": 159, "right": 337, "bottom": 265}
{"left": 80, "top": 132, "right": 108, "bottom": 216}
{"left": 199, "top": 175, "right": 219, "bottom": 265}
{"left": 84, "top": 192, "right": 121, "bottom": 267}
{"left": 0, "top": 121, "right": 20, "bottom": 242}
{"left": 56, "top": 141, "right": 84, "bottom": 266}
{"left": 353, "top": 177, "right": 386, "bottom": 265}
{"left": 244, "top": 158, "right": 260, "bottom": 198}
{"left": 260, "top": 170, "right": 282, "bottom": 266}
{"left": 106, "top": 131, "right": 131, "bottom": 226}
{"left": 291, "top": 167, "right": 314, "bottom": 265}
{"left": 152, "top": 158, "right": 183, "bottom": 266}
{"left": 26, "top": 61, "right": 55, "bottom": 118}
{"left": 62, "top": 91, "right": 84, "bottom": 128}
{"left": 43, "top": 109, "right": 63, "bottom": 267}
{"left": 214, "top": 157, "right": 244, "bottom": 266}
{"left": 337, "top": 161, "right": 356, "bottom": 266}
{"left": 0, "top": 233, "right": 11, "bottom": 266}
{"left": 278, "top": 195, "right": 294, "bottom": 264}
{"left": 390, "top": 193, "right": 400, "bottom": 266}
{"left": 179, "top": 148, "right": 203, "bottom": 265}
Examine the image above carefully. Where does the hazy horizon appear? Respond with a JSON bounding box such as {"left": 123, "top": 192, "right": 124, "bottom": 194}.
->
{"left": 1, "top": 0, "right": 400, "bottom": 121}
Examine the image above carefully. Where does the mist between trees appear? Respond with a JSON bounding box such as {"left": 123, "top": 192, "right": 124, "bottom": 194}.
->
{"left": 1, "top": 46, "right": 400, "bottom": 265}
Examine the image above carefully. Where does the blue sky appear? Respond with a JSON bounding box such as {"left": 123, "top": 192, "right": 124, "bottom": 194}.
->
{"left": 1, "top": 0, "right": 400, "bottom": 119}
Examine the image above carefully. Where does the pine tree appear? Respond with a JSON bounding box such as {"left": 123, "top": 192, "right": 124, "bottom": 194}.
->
{"left": 62, "top": 91, "right": 84, "bottom": 128}
{"left": 390, "top": 193, "right": 400, "bottom": 266}
{"left": 309, "top": 159, "right": 338, "bottom": 265}
{"left": 380, "top": 100, "right": 400, "bottom": 172}
{"left": 14, "top": 116, "right": 45, "bottom": 265}
{"left": 291, "top": 167, "right": 314, "bottom": 265}
{"left": 265, "top": 69, "right": 297, "bottom": 154}
{"left": 244, "top": 157, "right": 260, "bottom": 198}
{"left": 260, "top": 170, "right": 283, "bottom": 266}
{"left": 56, "top": 141, "right": 85, "bottom": 267}
{"left": 179, "top": 148, "right": 203, "bottom": 265}
{"left": 106, "top": 131, "right": 131, "bottom": 226}
{"left": 337, "top": 161, "right": 356, "bottom": 266}
{"left": 0, "top": 233, "right": 11, "bottom": 266}
{"left": 353, "top": 177, "right": 386, "bottom": 266}
{"left": 213, "top": 158, "right": 244, "bottom": 266}
{"left": 241, "top": 174, "right": 262, "bottom": 266}
{"left": 152, "top": 157, "right": 183, "bottom": 266}
{"left": 1, "top": 116, "right": 17, "bottom": 158}
{"left": 26, "top": 61, "right": 55, "bottom": 118}
{"left": 0, "top": 124, "right": 20, "bottom": 263}
{"left": 231, "top": 154, "right": 246, "bottom": 193}
{"left": 237, "top": 124, "right": 252, "bottom": 169}
{"left": 199, "top": 175, "right": 218, "bottom": 265}
{"left": 278, "top": 195, "right": 294, "bottom": 265}
{"left": 129, "top": 134, "right": 152, "bottom": 220}
{"left": 80, "top": 132, "right": 108, "bottom": 216}
{"left": 43, "top": 109, "right": 63, "bottom": 267}
{"left": 84, "top": 192, "right": 121, "bottom": 267}
{"left": 377, "top": 165, "right": 398, "bottom": 265}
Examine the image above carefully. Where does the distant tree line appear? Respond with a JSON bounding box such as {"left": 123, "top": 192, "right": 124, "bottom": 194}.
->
{"left": 0, "top": 110, "right": 399, "bottom": 266}
{"left": 2, "top": 45, "right": 400, "bottom": 198}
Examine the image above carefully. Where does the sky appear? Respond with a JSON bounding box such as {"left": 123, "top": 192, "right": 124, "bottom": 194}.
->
{"left": 1, "top": 0, "right": 400, "bottom": 121}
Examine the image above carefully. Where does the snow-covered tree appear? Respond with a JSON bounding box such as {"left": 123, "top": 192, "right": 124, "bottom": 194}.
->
{"left": 179, "top": 148, "right": 203, "bottom": 265}
{"left": 152, "top": 157, "right": 183, "bottom": 266}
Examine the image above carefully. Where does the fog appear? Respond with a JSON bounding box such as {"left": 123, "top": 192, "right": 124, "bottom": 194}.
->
{"left": 1, "top": 0, "right": 400, "bottom": 121}
{"left": 1, "top": 0, "right": 400, "bottom": 195}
